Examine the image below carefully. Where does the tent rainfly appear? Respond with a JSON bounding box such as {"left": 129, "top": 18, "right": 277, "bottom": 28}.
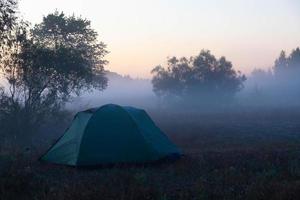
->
{"left": 41, "top": 104, "right": 181, "bottom": 166}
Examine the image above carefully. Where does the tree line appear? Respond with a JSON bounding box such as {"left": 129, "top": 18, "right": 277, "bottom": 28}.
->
{"left": 1, "top": 0, "right": 300, "bottom": 143}
{"left": 152, "top": 48, "right": 300, "bottom": 107}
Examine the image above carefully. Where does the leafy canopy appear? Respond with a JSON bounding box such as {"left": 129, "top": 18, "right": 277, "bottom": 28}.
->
{"left": 0, "top": 0, "right": 17, "bottom": 40}
{"left": 0, "top": 11, "right": 108, "bottom": 137}
{"left": 151, "top": 50, "right": 246, "bottom": 104}
{"left": 274, "top": 47, "right": 300, "bottom": 77}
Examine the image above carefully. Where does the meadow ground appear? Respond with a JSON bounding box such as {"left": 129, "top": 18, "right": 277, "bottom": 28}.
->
{"left": 1, "top": 108, "right": 300, "bottom": 200}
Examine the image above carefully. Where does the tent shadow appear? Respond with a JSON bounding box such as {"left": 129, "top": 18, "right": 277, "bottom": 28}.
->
{"left": 40, "top": 153, "right": 183, "bottom": 170}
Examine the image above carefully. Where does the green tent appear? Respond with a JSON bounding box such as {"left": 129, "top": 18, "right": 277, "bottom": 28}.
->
{"left": 41, "top": 104, "right": 181, "bottom": 166}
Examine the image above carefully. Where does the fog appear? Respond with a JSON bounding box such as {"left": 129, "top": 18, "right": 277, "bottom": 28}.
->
{"left": 65, "top": 70, "right": 299, "bottom": 116}
{"left": 66, "top": 71, "right": 158, "bottom": 112}
{"left": 239, "top": 69, "right": 300, "bottom": 109}
{"left": 3, "top": 68, "right": 299, "bottom": 114}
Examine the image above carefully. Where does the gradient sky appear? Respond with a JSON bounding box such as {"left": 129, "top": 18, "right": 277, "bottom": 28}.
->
{"left": 19, "top": 0, "right": 300, "bottom": 78}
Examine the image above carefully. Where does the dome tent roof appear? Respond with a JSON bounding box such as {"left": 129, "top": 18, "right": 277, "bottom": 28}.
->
{"left": 41, "top": 104, "right": 181, "bottom": 166}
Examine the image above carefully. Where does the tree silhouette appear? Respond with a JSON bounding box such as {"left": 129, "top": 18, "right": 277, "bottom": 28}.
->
{"left": 151, "top": 50, "right": 246, "bottom": 105}
{"left": 272, "top": 47, "right": 300, "bottom": 103}
{"left": 0, "top": 11, "right": 108, "bottom": 139}
{"left": 0, "top": 0, "right": 17, "bottom": 40}
{"left": 274, "top": 47, "right": 300, "bottom": 77}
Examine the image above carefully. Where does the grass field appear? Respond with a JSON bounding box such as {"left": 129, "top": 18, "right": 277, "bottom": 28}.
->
{"left": 1, "top": 108, "right": 300, "bottom": 200}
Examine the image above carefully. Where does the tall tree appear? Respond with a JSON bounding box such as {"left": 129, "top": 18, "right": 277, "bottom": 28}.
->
{"left": 0, "top": 0, "right": 18, "bottom": 69}
{"left": 274, "top": 47, "right": 300, "bottom": 77}
{"left": 288, "top": 47, "right": 300, "bottom": 70}
{"left": 0, "top": 11, "right": 108, "bottom": 138}
{"left": 0, "top": 0, "right": 17, "bottom": 40}
{"left": 274, "top": 50, "right": 288, "bottom": 75}
{"left": 272, "top": 47, "right": 300, "bottom": 103}
{"left": 151, "top": 50, "right": 246, "bottom": 105}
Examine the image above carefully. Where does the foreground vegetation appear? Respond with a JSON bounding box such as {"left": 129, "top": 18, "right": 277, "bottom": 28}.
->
{"left": 1, "top": 1, "right": 300, "bottom": 200}
{"left": 1, "top": 109, "right": 300, "bottom": 200}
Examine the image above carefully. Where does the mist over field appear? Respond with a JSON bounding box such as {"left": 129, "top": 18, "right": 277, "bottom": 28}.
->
{"left": 68, "top": 68, "right": 300, "bottom": 114}
{"left": 67, "top": 71, "right": 157, "bottom": 111}
{"left": 240, "top": 70, "right": 300, "bottom": 108}
{"left": 1, "top": 0, "right": 300, "bottom": 199}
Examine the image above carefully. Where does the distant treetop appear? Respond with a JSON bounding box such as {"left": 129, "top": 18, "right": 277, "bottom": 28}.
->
{"left": 274, "top": 47, "right": 300, "bottom": 76}
{"left": 151, "top": 50, "right": 246, "bottom": 105}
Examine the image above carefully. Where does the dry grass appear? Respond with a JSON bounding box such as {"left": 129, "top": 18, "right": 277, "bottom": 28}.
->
{"left": 1, "top": 109, "right": 300, "bottom": 200}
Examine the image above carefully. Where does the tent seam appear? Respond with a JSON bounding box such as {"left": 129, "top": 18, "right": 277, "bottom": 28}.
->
{"left": 123, "top": 108, "right": 161, "bottom": 160}
{"left": 75, "top": 105, "right": 114, "bottom": 165}
{"left": 75, "top": 112, "right": 94, "bottom": 165}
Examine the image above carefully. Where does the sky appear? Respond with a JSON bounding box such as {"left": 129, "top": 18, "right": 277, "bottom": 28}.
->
{"left": 19, "top": 0, "right": 300, "bottom": 78}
